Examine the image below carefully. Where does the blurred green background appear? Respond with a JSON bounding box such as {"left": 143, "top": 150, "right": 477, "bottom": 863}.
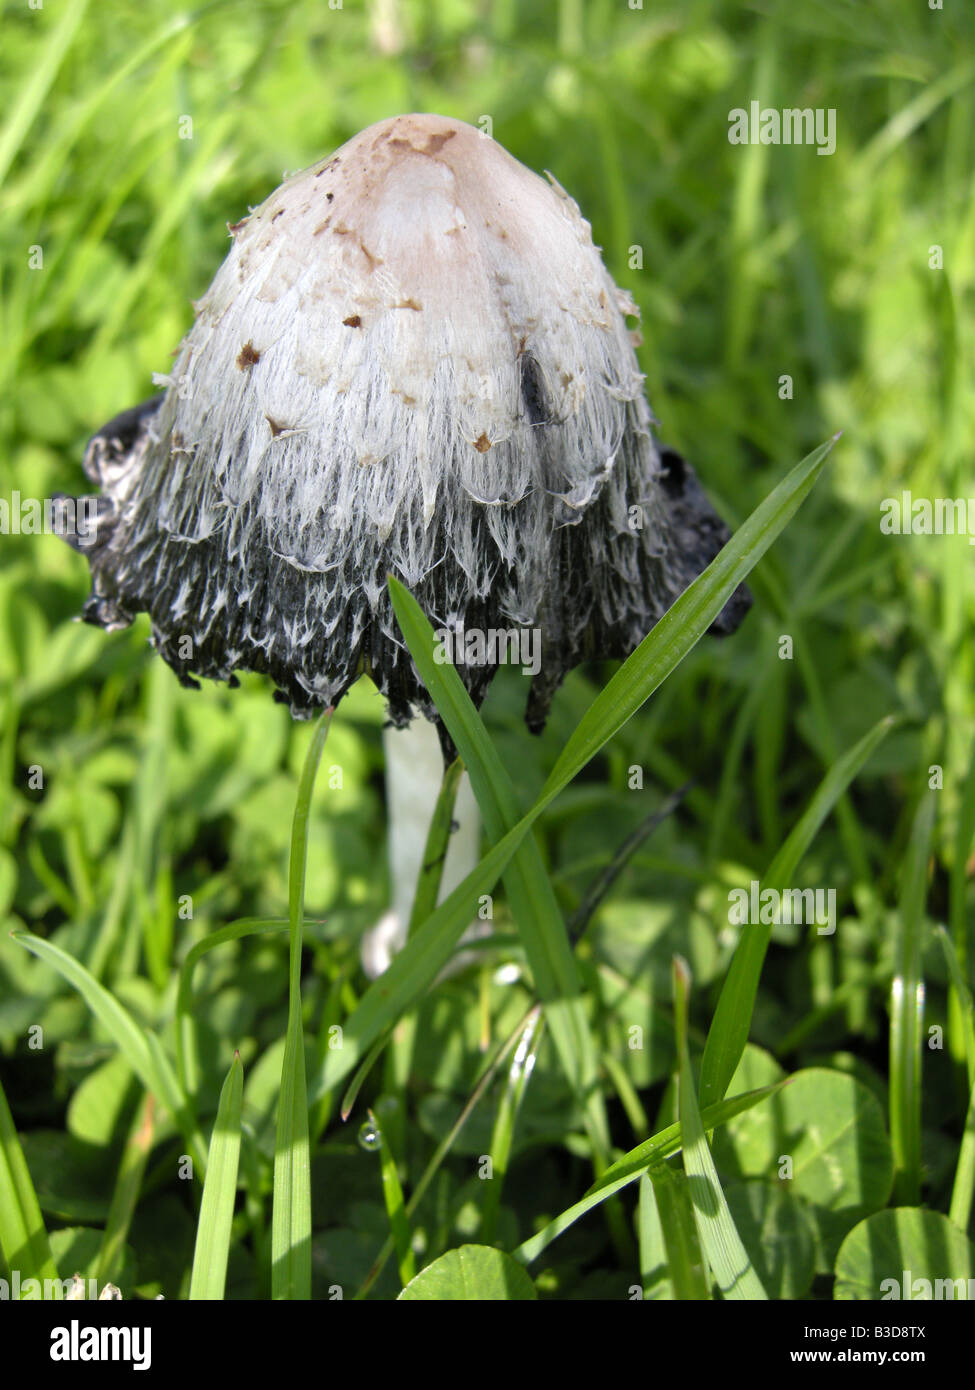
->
{"left": 1, "top": 0, "right": 974, "bottom": 1298}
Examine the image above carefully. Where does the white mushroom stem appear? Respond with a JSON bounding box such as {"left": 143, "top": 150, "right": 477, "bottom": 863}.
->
{"left": 360, "top": 719, "right": 480, "bottom": 978}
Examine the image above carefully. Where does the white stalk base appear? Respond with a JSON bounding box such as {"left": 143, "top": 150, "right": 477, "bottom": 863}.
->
{"left": 360, "top": 719, "right": 480, "bottom": 978}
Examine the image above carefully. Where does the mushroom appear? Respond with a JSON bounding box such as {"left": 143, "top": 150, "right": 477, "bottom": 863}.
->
{"left": 66, "top": 113, "right": 750, "bottom": 968}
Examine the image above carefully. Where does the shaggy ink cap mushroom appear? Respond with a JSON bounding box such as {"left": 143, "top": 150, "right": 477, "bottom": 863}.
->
{"left": 72, "top": 114, "right": 750, "bottom": 743}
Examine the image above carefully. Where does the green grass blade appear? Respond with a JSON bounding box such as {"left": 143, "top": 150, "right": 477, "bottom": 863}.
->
{"left": 0, "top": 1071, "right": 60, "bottom": 1296}
{"left": 937, "top": 925, "right": 975, "bottom": 1086}
{"left": 316, "top": 442, "right": 833, "bottom": 1107}
{"left": 0, "top": 0, "right": 90, "bottom": 186}
{"left": 890, "top": 792, "right": 935, "bottom": 1205}
{"left": 367, "top": 758, "right": 467, "bottom": 1124}
{"left": 699, "top": 715, "right": 895, "bottom": 1110}
{"left": 853, "top": 59, "right": 975, "bottom": 182}
{"left": 637, "top": 1172, "right": 665, "bottom": 1298}
{"left": 86, "top": 114, "right": 236, "bottom": 358}
{"left": 674, "top": 957, "right": 766, "bottom": 1299}
{"left": 512, "top": 1081, "right": 785, "bottom": 1266}
{"left": 313, "top": 810, "right": 531, "bottom": 1100}
{"left": 950, "top": 1077, "right": 975, "bottom": 1233}
{"left": 644, "top": 1162, "right": 711, "bottom": 1300}
{"left": 367, "top": 1107, "right": 415, "bottom": 1287}
{"left": 272, "top": 1041, "right": 311, "bottom": 1296}
{"left": 272, "top": 711, "right": 331, "bottom": 1300}
{"left": 602, "top": 1050, "right": 650, "bottom": 1138}
{"left": 175, "top": 917, "right": 289, "bottom": 1101}
{"left": 354, "top": 1005, "right": 538, "bottom": 1300}
{"left": 948, "top": 738, "right": 975, "bottom": 1074}
{"left": 95, "top": 1091, "right": 156, "bottom": 1289}
{"left": 538, "top": 436, "right": 837, "bottom": 809}
{"left": 11, "top": 929, "right": 206, "bottom": 1174}
{"left": 389, "top": 576, "right": 610, "bottom": 1160}
{"left": 190, "top": 1053, "right": 244, "bottom": 1301}
{"left": 940, "top": 923, "right": 975, "bottom": 1230}
{"left": 481, "top": 1008, "right": 545, "bottom": 1245}
{"left": 340, "top": 1030, "right": 394, "bottom": 1122}
{"left": 407, "top": 757, "right": 465, "bottom": 937}
{"left": 4, "top": 13, "right": 194, "bottom": 217}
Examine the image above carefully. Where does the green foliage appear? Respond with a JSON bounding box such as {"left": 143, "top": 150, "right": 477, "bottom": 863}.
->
{"left": 1, "top": 0, "right": 973, "bottom": 1301}
{"left": 190, "top": 1054, "right": 243, "bottom": 1301}
{"left": 834, "top": 1209, "right": 975, "bottom": 1301}
{"left": 398, "top": 1244, "right": 537, "bottom": 1301}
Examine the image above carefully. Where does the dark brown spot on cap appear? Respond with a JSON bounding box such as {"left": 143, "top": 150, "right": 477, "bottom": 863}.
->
{"left": 473, "top": 433, "right": 491, "bottom": 453}
{"left": 227, "top": 217, "right": 248, "bottom": 236}
{"left": 266, "top": 415, "right": 286, "bottom": 437}
{"left": 237, "top": 341, "right": 260, "bottom": 370}
{"left": 343, "top": 315, "right": 362, "bottom": 328}
{"left": 333, "top": 223, "right": 383, "bottom": 270}
{"left": 424, "top": 130, "right": 456, "bottom": 155}
{"left": 386, "top": 129, "right": 456, "bottom": 158}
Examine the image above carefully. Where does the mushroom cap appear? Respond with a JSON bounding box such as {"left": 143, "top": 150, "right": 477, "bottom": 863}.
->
{"left": 73, "top": 113, "right": 749, "bottom": 738}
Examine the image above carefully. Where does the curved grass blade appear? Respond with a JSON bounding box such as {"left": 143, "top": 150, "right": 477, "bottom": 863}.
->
{"left": 0, "top": 1072, "right": 59, "bottom": 1296}
{"left": 190, "top": 1053, "right": 244, "bottom": 1301}
{"left": 674, "top": 957, "right": 766, "bottom": 1299}
{"left": 11, "top": 930, "right": 206, "bottom": 1174}
{"left": 272, "top": 710, "right": 331, "bottom": 1300}
{"left": 698, "top": 714, "right": 895, "bottom": 1110}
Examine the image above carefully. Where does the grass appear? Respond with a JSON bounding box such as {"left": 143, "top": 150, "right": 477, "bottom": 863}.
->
{"left": 0, "top": 0, "right": 974, "bottom": 1301}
